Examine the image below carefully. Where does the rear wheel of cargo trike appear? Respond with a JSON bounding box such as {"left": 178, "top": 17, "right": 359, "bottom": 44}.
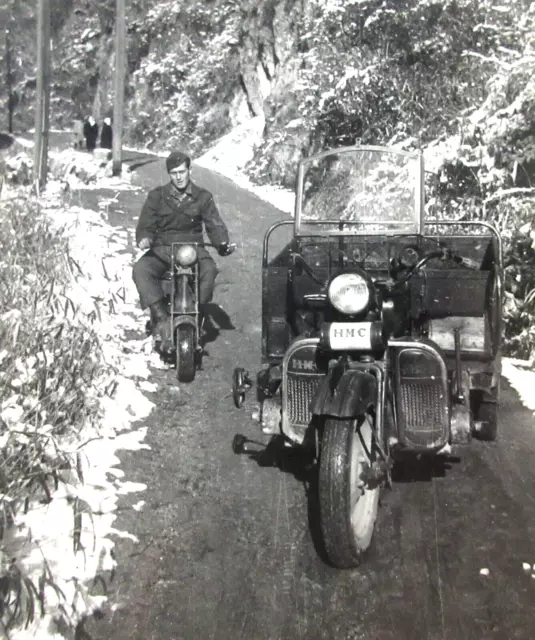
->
{"left": 473, "top": 397, "right": 499, "bottom": 441}
{"left": 175, "top": 325, "right": 196, "bottom": 383}
{"left": 472, "top": 379, "right": 500, "bottom": 442}
{"left": 319, "top": 415, "right": 380, "bottom": 569}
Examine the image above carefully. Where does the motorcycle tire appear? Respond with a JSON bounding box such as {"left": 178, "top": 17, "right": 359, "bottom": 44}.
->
{"left": 175, "top": 325, "right": 196, "bottom": 383}
{"left": 319, "top": 415, "right": 380, "bottom": 569}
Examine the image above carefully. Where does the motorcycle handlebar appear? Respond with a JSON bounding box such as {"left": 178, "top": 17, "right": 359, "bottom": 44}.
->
{"left": 170, "top": 241, "right": 237, "bottom": 255}
{"left": 388, "top": 247, "right": 479, "bottom": 290}
{"left": 204, "top": 242, "right": 237, "bottom": 251}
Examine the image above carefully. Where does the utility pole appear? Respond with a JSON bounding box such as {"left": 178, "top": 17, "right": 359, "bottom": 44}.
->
{"left": 41, "top": 0, "right": 51, "bottom": 186}
{"left": 6, "top": 27, "right": 13, "bottom": 133}
{"left": 112, "top": 0, "right": 125, "bottom": 176}
{"left": 34, "top": 0, "right": 51, "bottom": 189}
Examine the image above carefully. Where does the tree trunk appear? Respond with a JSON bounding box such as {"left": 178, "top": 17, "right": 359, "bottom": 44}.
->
{"left": 112, "top": 0, "right": 125, "bottom": 176}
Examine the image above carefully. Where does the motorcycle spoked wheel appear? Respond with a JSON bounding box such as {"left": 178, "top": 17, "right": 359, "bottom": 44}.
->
{"left": 175, "top": 324, "right": 196, "bottom": 383}
{"left": 319, "top": 415, "right": 380, "bottom": 569}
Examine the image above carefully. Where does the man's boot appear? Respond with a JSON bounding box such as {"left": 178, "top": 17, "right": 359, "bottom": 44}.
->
{"left": 149, "top": 299, "right": 173, "bottom": 352}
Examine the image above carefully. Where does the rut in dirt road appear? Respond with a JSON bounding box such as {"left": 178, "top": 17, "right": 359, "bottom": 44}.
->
{"left": 75, "top": 154, "right": 535, "bottom": 640}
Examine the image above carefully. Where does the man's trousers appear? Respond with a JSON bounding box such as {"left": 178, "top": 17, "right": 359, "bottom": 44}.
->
{"left": 132, "top": 245, "right": 218, "bottom": 309}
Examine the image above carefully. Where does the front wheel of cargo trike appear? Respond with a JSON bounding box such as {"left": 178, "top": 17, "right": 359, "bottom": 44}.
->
{"left": 319, "top": 416, "right": 380, "bottom": 569}
{"left": 176, "top": 325, "right": 196, "bottom": 383}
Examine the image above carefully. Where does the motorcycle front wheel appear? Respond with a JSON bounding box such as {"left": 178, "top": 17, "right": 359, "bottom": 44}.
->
{"left": 175, "top": 324, "right": 196, "bottom": 383}
{"left": 319, "top": 415, "right": 380, "bottom": 569}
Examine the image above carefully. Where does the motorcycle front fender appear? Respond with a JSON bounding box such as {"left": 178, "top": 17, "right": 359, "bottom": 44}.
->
{"left": 311, "top": 368, "right": 377, "bottom": 419}
{"left": 173, "top": 315, "right": 197, "bottom": 330}
{"left": 173, "top": 272, "right": 195, "bottom": 314}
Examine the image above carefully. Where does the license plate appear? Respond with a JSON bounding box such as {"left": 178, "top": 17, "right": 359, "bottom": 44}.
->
{"left": 328, "top": 322, "right": 374, "bottom": 351}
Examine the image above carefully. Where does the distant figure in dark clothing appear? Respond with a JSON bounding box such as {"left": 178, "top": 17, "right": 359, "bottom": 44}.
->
{"left": 83, "top": 116, "right": 99, "bottom": 152}
{"left": 100, "top": 117, "right": 113, "bottom": 149}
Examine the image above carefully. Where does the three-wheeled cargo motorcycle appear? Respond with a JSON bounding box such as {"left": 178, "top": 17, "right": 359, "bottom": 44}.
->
{"left": 232, "top": 145, "right": 503, "bottom": 568}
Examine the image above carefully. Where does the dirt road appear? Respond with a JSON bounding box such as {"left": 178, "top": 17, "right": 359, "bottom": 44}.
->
{"left": 79, "top": 153, "right": 535, "bottom": 640}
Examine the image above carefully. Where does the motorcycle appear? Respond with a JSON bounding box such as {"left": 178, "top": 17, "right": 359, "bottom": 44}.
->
{"left": 152, "top": 241, "right": 235, "bottom": 382}
{"left": 232, "top": 145, "right": 503, "bottom": 568}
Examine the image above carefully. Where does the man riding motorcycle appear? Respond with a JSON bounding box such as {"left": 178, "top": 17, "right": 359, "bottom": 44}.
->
{"left": 132, "top": 150, "right": 233, "bottom": 350}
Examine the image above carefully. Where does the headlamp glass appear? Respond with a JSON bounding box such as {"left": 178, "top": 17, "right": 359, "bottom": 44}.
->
{"left": 328, "top": 273, "right": 370, "bottom": 315}
{"left": 175, "top": 245, "right": 198, "bottom": 267}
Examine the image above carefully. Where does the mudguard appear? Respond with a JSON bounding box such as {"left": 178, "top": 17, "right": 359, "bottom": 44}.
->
{"left": 173, "top": 315, "right": 197, "bottom": 330}
{"left": 174, "top": 273, "right": 196, "bottom": 314}
{"left": 311, "top": 366, "right": 377, "bottom": 418}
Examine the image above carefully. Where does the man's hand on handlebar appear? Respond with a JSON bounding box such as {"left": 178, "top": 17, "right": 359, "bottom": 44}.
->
{"left": 218, "top": 242, "right": 236, "bottom": 257}
{"left": 138, "top": 237, "right": 153, "bottom": 251}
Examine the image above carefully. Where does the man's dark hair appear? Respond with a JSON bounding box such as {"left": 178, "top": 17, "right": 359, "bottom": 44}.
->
{"left": 166, "top": 150, "right": 191, "bottom": 172}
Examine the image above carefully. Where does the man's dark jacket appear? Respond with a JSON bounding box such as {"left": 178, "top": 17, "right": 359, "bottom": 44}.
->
{"left": 135, "top": 181, "right": 229, "bottom": 248}
{"left": 100, "top": 123, "right": 112, "bottom": 149}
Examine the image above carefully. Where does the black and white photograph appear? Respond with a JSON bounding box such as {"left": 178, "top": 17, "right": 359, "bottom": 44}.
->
{"left": 1, "top": 1, "right": 535, "bottom": 638}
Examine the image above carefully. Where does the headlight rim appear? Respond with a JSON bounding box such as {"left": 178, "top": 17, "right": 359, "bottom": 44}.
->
{"left": 327, "top": 272, "right": 371, "bottom": 315}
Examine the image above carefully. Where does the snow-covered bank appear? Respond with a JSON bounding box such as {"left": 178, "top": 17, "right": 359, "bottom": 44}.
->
{"left": 1, "top": 163, "right": 161, "bottom": 637}
{"left": 196, "top": 116, "right": 295, "bottom": 215}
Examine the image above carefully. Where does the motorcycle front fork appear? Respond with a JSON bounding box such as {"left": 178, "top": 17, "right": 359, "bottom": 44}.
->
{"left": 171, "top": 271, "right": 201, "bottom": 345}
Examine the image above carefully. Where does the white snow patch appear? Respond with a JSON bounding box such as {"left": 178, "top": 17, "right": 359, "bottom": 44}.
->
{"left": 132, "top": 500, "right": 146, "bottom": 512}
{"left": 124, "top": 145, "right": 166, "bottom": 157}
{"left": 502, "top": 358, "right": 535, "bottom": 412}
{"left": 108, "top": 528, "right": 139, "bottom": 542}
{"left": 139, "top": 380, "right": 158, "bottom": 392}
{"left": 14, "top": 136, "right": 34, "bottom": 148}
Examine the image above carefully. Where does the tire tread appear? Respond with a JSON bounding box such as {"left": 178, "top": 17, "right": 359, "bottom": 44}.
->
{"left": 319, "top": 417, "right": 378, "bottom": 568}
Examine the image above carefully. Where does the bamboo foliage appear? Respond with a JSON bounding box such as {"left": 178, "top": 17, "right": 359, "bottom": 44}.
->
{"left": 0, "top": 195, "right": 119, "bottom": 632}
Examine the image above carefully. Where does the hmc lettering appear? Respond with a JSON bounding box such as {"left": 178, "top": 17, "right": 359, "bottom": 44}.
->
{"left": 332, "top": 327, "right": 367, "bottom": 339}
{"left": 290, "top": 358, "right": 316, "bottom": 371}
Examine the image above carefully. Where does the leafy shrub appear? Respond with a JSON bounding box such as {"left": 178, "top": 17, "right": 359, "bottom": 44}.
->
{"left": 0, "top": 196, "right": 115, "bottom": 632}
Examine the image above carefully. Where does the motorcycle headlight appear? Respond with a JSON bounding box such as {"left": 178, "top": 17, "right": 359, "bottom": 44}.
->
{"left": 175, "top": 245, "right": 197, "bottom": 267}
{"left": 328, "top": 273, "right": 370, "bottom": 315}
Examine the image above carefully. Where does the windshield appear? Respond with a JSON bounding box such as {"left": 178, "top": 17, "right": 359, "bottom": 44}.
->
{"left": 295, "top": 146, "right": 423, "bottom": 236}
